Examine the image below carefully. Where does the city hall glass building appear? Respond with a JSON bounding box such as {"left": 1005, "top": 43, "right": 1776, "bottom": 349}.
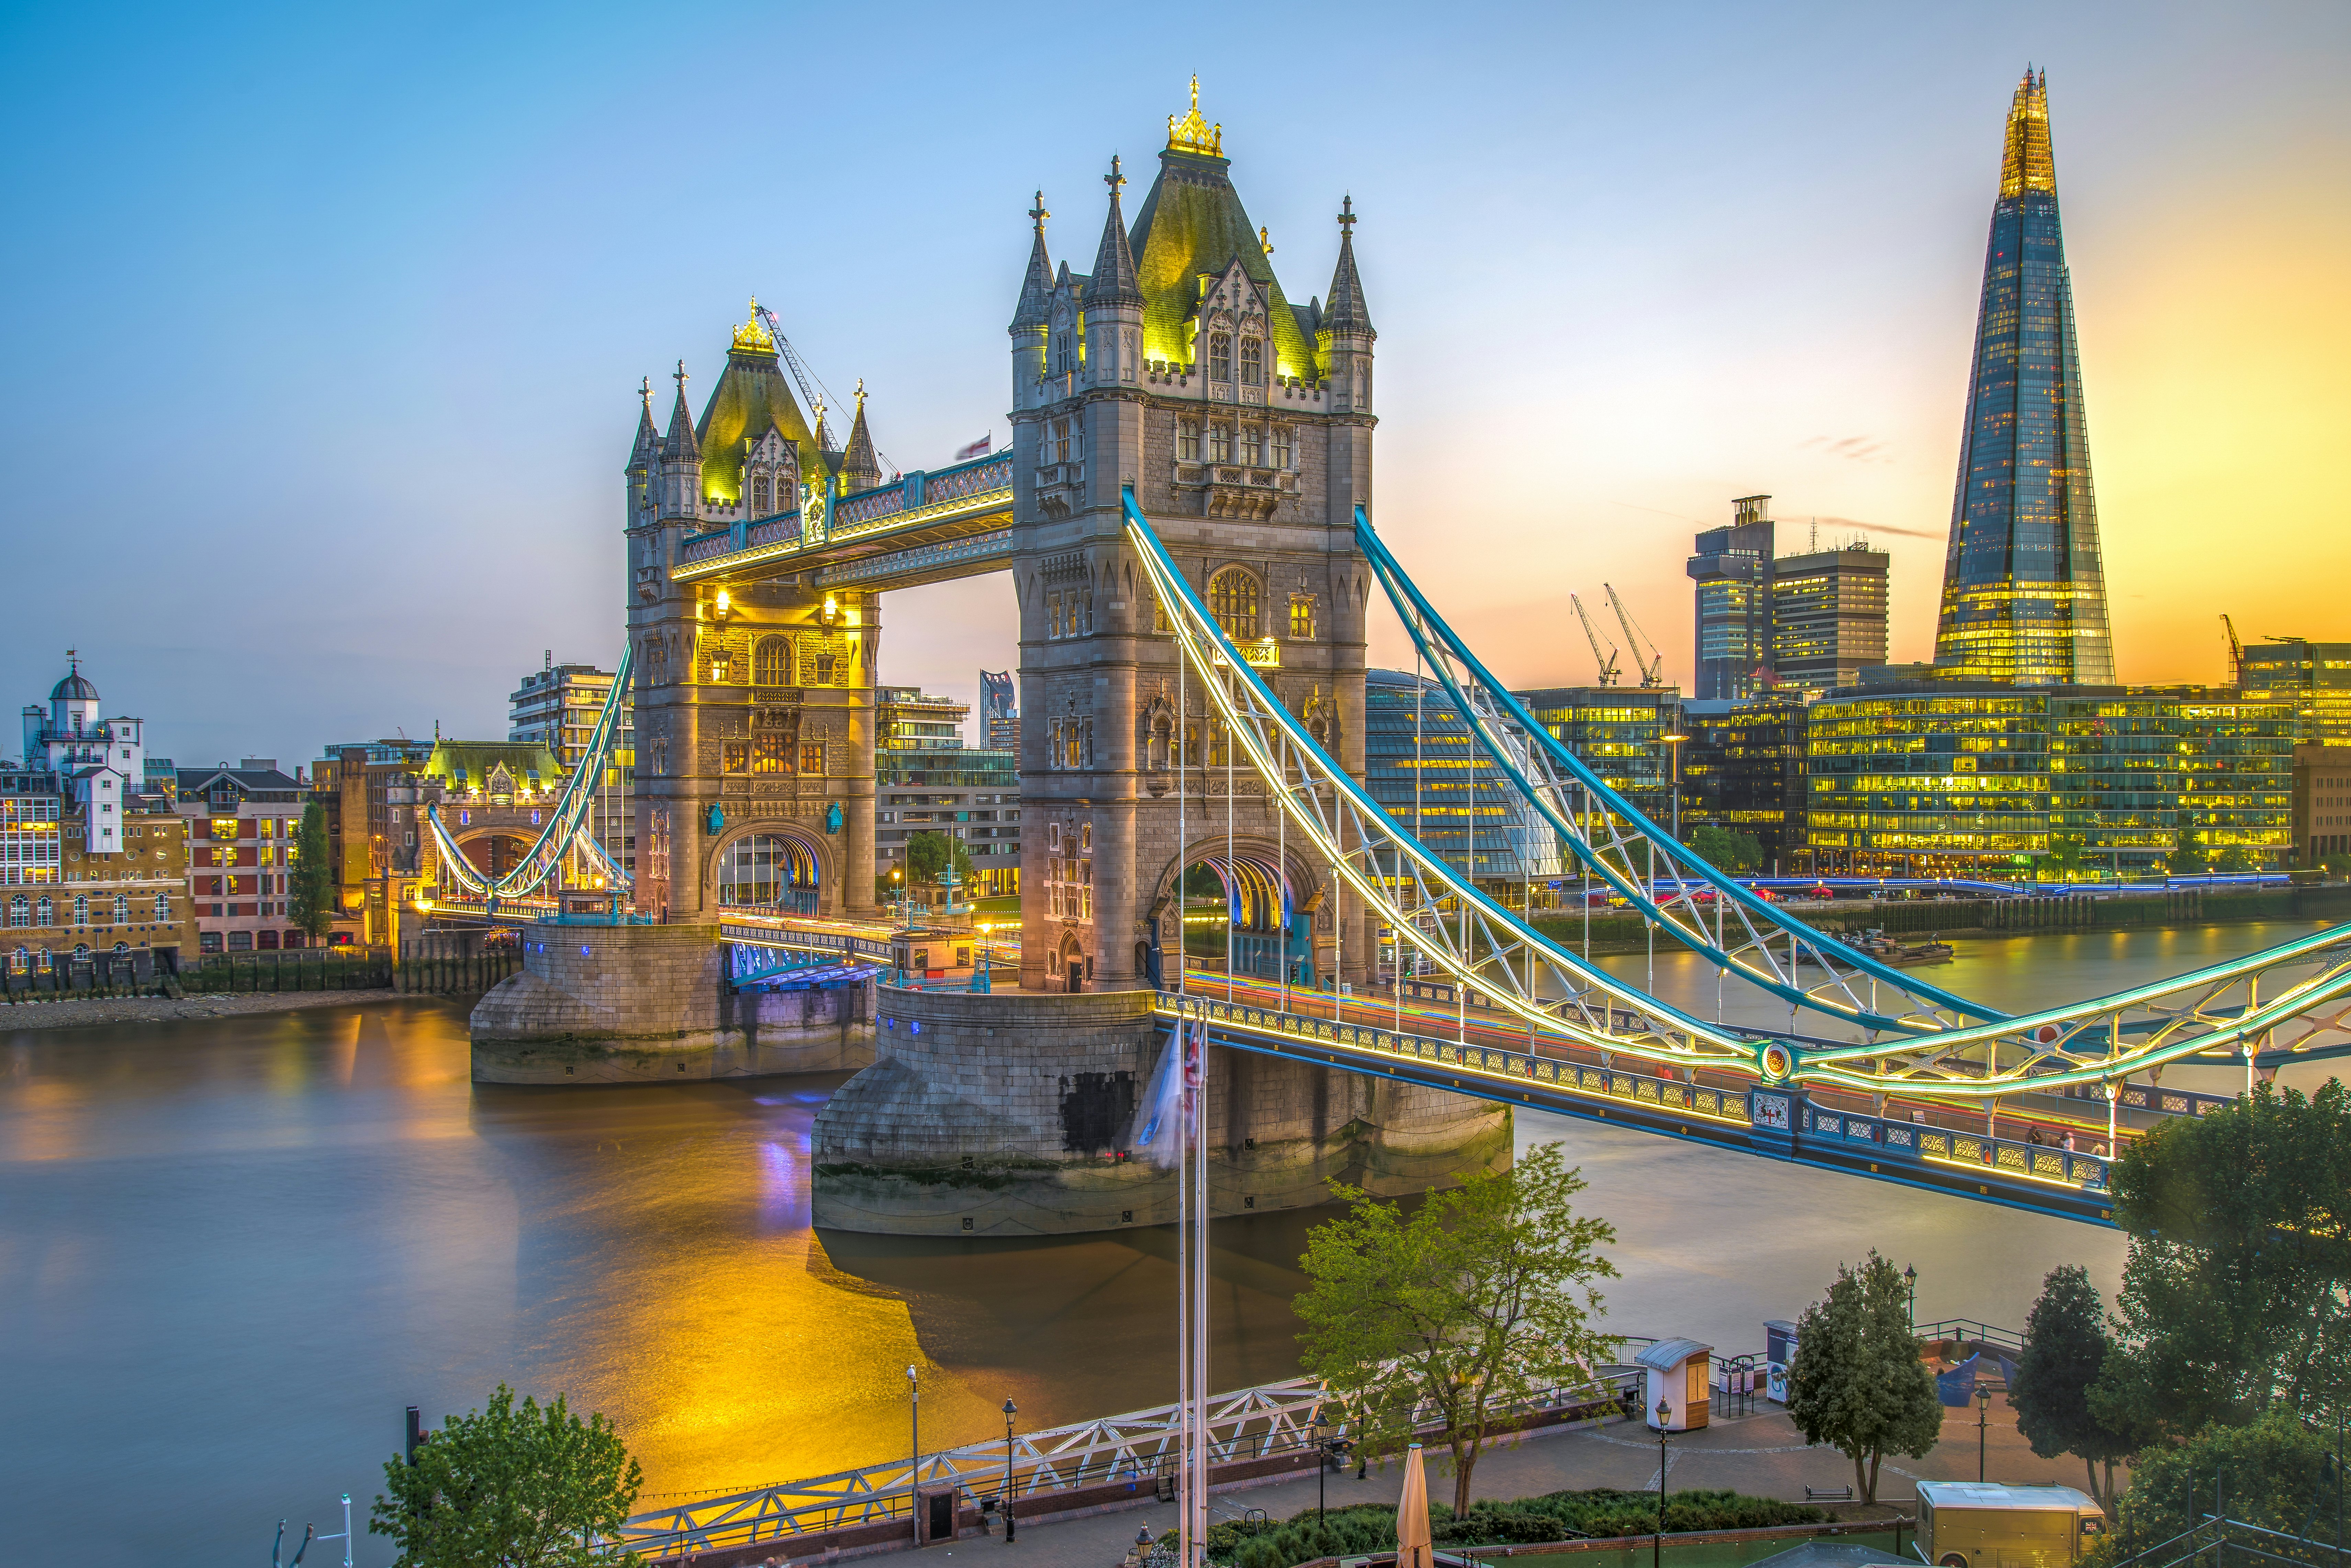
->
{"left": 1935, "top": 70, "right": 2116, "bottom": 686}
{"left": 1363, "top": 671, "right": 1553, "bottom": 888}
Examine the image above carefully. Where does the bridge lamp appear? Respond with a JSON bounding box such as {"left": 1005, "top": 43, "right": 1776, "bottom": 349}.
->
{"left": 713, "top": 588, "right": 732, "bottom": 622}
{"left": 822, "top": 593, "right": 840, "bottom": 626}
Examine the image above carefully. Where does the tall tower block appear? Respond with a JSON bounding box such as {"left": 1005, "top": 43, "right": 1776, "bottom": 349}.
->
{"left": 1935, "top": 69, "right": 2116, "bottom": 685}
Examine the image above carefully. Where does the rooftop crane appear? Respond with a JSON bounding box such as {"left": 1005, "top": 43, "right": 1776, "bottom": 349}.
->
{"left": 752, "top": 303, "right": 897, "bottom": 480}
{"left": 1570, "top": 594, "right": 1621, "bottom": 686}
{"left": 2221, "top": 613, "right": 2244, "bottom": 687}
{"left": 1604, "top": 583, "right": 1667, "bottom": 687}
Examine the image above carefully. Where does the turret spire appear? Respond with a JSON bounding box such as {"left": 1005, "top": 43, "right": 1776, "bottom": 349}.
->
{"left": 1322, "top": 195, "right": 1375, "bottom": 337}
{"left": 1088, "top": 155, "right": 1144, "bottom": 308}
{"left": 630, "top": 375, "right": 658, "bottom": 463}
{"left": 1011, "top": 189, "right": 1054, "bottom": 331}
{"left": 662, "top": 360, "right": 700, "bottom": 460}
{"left": 843, "top": 378, "right": 881, "bottom": 490}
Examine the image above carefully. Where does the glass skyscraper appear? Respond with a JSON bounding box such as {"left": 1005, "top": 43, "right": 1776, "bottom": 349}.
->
{"left": 1935, "top": 70, "right": 2116, "bottom": 686}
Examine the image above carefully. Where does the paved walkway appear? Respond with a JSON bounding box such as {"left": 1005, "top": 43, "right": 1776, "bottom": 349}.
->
{"left": 919, "top": 1403, "right": 2102, "bottom": 1568}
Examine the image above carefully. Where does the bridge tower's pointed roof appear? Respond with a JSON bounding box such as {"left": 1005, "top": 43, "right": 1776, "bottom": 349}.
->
{"left": 1011, "top": 191, "right": 1054, "bottom": 331}
{"left": 696, "top": 300, "right": 819, "bottom": 504}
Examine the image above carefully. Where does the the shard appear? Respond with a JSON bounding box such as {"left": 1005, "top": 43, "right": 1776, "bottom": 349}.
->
{"left": 1934, "top": 69, "right": 2116, "bottom": 685}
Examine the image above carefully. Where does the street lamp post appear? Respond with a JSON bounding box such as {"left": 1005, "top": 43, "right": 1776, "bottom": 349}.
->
{"left": 1976, "top": 1383, "right": 1991, "bottom": 1482}
{"left": 1654, "top": 1398, "right": 1672, "bottom": 1568}
{"left": 1904, "top": 1264, "right": 1917, "bottom": 1330}
{"left": 1311, "top": 1413, "right": 1326, "bottom": 1529}
{"left": 1660, "top": 733, "right": 1688, "bottom": 841}
{"left": 1002, "top": 1398, "right": 1018, "bottom": 1543}
{"left": 908, "top": 1364, "right": 921, "bottom": 1544}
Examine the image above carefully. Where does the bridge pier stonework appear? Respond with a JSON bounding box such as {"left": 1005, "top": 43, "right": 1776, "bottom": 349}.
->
{"left": 811, "top": 989, "right": 1508, "bottom": 1236}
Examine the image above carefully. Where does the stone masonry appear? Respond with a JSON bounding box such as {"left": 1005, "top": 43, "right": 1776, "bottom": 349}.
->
{"left": 469, "top": 923, "right": 874, "bottom": 1083}
{"left": 810, "top": 986, "right": 1509, "bottom": 1236}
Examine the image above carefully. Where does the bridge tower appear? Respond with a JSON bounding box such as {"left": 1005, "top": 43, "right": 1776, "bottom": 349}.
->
{"left": 1011, "top": 84, "right": 1378, "bottom": 992}
{"left": 624, "top": 311, "right": 882, "bottom": 924}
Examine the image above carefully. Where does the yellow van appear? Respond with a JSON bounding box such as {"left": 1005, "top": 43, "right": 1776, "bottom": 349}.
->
{"left": 1917, "top": 1482, "right": 2106, "bottom": 1568}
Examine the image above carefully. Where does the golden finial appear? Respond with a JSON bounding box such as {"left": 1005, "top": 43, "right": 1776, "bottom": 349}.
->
{"left": 1167, "top": 75, "right": 1222, "bottom": 156}
{"left": 732, "top": 297, "right": 777, "bottom": 352}
{"left": 854, "top": 377, "right": 866, "bottom": 415}
{"left": 1259, "top": 225, "right": 1273, "bottom": 257}
{"left": 1028, "top": 190, "right": 1050, "bottom": 236}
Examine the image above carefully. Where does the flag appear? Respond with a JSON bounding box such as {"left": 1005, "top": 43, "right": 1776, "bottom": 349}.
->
{"left": 1130, "top": 1023, "right": 1186, "bottom": 1167}
{"left": 955, "top": 435, "right": 992, "bottom": 460}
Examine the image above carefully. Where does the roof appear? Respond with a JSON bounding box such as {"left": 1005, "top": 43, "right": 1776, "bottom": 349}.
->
{"left": 696, "top": 312, "right": 819, "bottom": 505}
{"left": 1127, "top": 144, "right": 1317, "bottom": 378}
{"left": 1633, "top": 1338, "right": 1712, "bottom": 1370}
{"left": 176, "top": 766, "right": 303, "bottom": 793}
{"left": 51, "top": 670, "right": 99, "bottom": 701}
{"left": 422, "top": 739, "right": 563, "bottom": 788}
{"left": 1917, "top": 1482, "right": 2098, "bottom": 1511}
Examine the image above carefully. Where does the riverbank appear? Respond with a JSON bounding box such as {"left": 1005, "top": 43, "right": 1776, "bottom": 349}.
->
{"left": 0, "top": 986, "right": 401, "bottom": 1033}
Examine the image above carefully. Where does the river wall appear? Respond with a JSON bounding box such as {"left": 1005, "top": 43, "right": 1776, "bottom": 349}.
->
{"left": 811, "top": 987, "right": 1512, "bottom": 1237}
{"left": 468, "top": 924, "right": 874, "bottom": 1083}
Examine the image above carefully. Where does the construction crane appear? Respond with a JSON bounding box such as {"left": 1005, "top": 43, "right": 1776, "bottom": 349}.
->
{"left": 2221, "top": 614, "right": 2244, "bottom": 687}
{"left": 1604, "top": 583, "right": 1667, "bottom": 687}
{"left": 752, "top": 303, "right": 897, "bottom": 479}
{"left": 1570, "top": 594, "right": 1621, "bottom": 686}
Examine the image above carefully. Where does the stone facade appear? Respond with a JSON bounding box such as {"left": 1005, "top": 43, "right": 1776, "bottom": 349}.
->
{"left": 811, "top": 986, "right": 1508, "bottom": 1236}
{"left": 469, "top": 923, "right": 874, "bottom": 1082}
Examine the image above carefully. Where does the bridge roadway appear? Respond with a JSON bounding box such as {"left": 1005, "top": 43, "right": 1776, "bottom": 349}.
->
{"left": 716, "top": 909, "right": 2131, "bottom": 1223}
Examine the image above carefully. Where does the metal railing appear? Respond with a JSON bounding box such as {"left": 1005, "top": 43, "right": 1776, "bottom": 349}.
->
{"left": 2109, "top": 1514, "right": 2343, "bottom": 1568}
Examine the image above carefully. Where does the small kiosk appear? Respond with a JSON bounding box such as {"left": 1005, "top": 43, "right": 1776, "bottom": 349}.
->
{"left": 1636, "top": 1338, "right": 1713, "bottom": 1431}
{"left": 1766, "top": 1319, "right": 1800, "bottom": 1403}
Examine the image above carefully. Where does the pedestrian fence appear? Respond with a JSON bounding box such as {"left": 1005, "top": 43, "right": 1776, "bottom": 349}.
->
{"left": 2109, "top": 1513, "right": 2343, "bottom": 1568}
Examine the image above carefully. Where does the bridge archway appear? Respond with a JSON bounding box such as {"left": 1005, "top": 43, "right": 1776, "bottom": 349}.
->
{"left": 1149, "top": 837, "right": 1322, "bottom": 990}
{"left": 452, "top": 831, "right": 536, "bottom": 880}
{"left": 709, "top": 825, "right": 830, "bottom": 916}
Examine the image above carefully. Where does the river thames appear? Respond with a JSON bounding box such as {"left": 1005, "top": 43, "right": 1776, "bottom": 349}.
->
{"left": 1, "top": 922, "right": 2334, "bottom": 1565}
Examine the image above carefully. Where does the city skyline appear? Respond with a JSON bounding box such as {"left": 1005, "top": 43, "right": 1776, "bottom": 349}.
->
{"left": 4, "top": 3, "right": 2346, "bottom": 769}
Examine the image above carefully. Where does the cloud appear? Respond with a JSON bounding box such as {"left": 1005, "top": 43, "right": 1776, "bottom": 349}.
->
{"left": 1799, "top": 435, "right": 1891, "bottom": 462}
{"left": 1814, "top": 514, "right": 1945, "bottom": 541}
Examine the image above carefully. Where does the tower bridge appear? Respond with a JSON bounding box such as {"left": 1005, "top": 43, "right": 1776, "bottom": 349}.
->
{"left": 460, "top": 84, "right": 2351, "bottom": 1233}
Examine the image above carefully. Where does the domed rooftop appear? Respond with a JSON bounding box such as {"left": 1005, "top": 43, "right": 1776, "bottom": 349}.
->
{"left": 51, "top": 664, "right": 98, "bottom": 702}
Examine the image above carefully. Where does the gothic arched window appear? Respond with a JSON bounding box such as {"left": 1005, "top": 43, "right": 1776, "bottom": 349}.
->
{"left": 1239, "top": 337, "right": 1263, "bottom": 386}
{"left": 753, "top": 636, "right": 791, "bottom": 687}
{"left": 751, "top": 475, "right": 772, "bottom": 514}
{"left": 1209, "top": 425, "right": 1230, "bottom": 464}
{"left": 1209, "top": 568, "right": 1261, "bottom": 642}
{"left": 1177, "top": 420, "right": 1199, "bottom": 462}
{"left": 1209, "top": 333, "right": 1232, "bottom": 383}
{"left": 1241, "top": 426, "right": 1263, "bottom": 466}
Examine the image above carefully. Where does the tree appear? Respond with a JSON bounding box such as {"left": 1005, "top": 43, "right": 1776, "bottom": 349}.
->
{"left": 2169, "top": 823, "right": 2209, "bottom": 876}
{"left": 2214, "top": 844, "right": 2259, "bottom": 874}
{"left": 1296, "top": 1142, "right": 1620, "bottom": 1515}
{"left": 904, "top": 830, "right": 972, "bottom": 888}
{"left": 2047, "top": 835, "right": 2087, "bottom": 879}
{"left": 371, "top": 1384, "right": 643, "bottom": 1568}
{"left": 2011, "top": 1265, "right": 2141, "bottom": 1513}
{"left": 1786, "top": 1251, "right": 1943, "bottom": 1504}
{"left": 2092, "top": 1081, "right": 2351, "bottom": 1443}
{"left": 1688, "top": 825, "right": 1762, "bottom": 873}
{"left": 2084, "top": 1409, "right": 2333, "bottom": 1566}
{"left": 287, "top": 799, "right": 335, "bottom": 939}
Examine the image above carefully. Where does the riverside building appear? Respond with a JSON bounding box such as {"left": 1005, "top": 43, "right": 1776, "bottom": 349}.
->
{"left": 874, "top": 687, "right": 1020, "bottom": 895}
{"left": 1363, "top": 670, "right": 1554, "bottom": 892}
{"left": 1934, "top": 70, "right": 2116, "bottom": 685}
{"left": 2239, "top": 638, "right": 2351, "bottom": 748}
{"left": 175, "top": 762, "right": 311, "bottom": 951}
{"left": 1686, "top": 496, "right": 1890, "bottom": 702}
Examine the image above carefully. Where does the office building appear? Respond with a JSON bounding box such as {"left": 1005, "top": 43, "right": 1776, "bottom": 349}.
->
{"left": 979, "top": 669, "right": 1019, "bottom": 749}
{"left": 1681, "top": 692, "right": 1808, "bottom": 868}
{"left": 873, "top": 686, "right": 1020, "bottom": 894}
{"left": 2239, "top": 638, "right": 2351, "bottom": 747}
{"left": 1687, "top": 497, "right": 1890, "bottom": 702}
{"left": 1511, "top": 685, "right": 1684, "bottom": 832}
{"left": 1363, "top": 670, "right": 1554, "bottom": 888}
{"left": 510, "top": 659, "right": 635, "bottom": 884}
{"left": 176, "top": 762, "right": 312, "bottom": 951}
{"left": 315, "top": 737, "right": 437, "bottom": 937}
{"left": 1687, "top": 496, "right": 1778, "bottom": 700}
{"left": 5, "top": 659, "right": 193, "bottom": 976}
{"left": 1771, "top": 540, "right": 1889, "bottom": 694}
{"left": 1934, "top": 70, "right": 2116, "bottom": 684}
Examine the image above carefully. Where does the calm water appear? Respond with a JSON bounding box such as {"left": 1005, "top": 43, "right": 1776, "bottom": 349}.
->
{"left": 0, "top": 923, "right": 2336, "bottom": 1565}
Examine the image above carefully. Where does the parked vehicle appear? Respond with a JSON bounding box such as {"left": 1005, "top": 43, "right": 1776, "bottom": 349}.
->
{"left": 1917, "top": 1481, "right": 2105, "bottom": 1568}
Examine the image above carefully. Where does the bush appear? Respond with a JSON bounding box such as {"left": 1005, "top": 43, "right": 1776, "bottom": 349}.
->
{"left": 1173, "top": 1490, "right": 1823, "bottom": 1568}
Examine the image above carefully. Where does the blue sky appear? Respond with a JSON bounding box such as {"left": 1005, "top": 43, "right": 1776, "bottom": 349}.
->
{"left": 3, "top": 1, "right": 2345, "bottom": 767}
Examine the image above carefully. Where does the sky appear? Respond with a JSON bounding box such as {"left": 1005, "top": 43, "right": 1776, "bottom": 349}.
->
{"left": 2, "top": 1, "right": 2346, "bottom": 768}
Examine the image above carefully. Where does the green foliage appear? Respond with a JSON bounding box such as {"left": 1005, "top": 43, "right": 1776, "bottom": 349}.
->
{"left": 2215, "top": 844, "right": 2260, "bottom": 874}
{"left": 1687, "top": 825, "right": 1763, "bottom": 872}
{"left": 1171, "top": 1489, "right": 1823, "bottom": 1568}
{"left": 287, "top": 800, "right": 335, "bottom": 939}
{"left": 370, "top": 1384, "right": 643, "bottom": 1568}
{"left": 1787, "top": 1249, "right": 1943, "bottom": 1504}
{"left": 2047, "top": 835, "right": 2087, "bottom": 876}
{"left": 904, "top": 831, "right": 972, "bottom": 887}
{"left": 2321, "top": 853, "right": 2351, "bottom": 877}
{"left": 2082, "top": 1409, "right": 2337, "bottom": 1568}
{"left": 1295, "top": 1143, "right": 1619, "bottom": 1515}
{"left": 2169, "top": 824, "right": 2210, "bottom": 876}
{"left": 2094, "top": 1081, "right": 2351, "bottom": 1444}
{"left": 2011, "top": 1265, "right": 2141, "bottom": 1513}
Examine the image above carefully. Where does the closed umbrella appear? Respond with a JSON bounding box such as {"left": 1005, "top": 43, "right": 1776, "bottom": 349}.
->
{"left": 1396, "top": 1443, "right": 1433, "bottom": 1568}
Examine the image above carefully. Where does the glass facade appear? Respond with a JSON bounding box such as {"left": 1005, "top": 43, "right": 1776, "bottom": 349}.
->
{"left": 2239, "top": 640, "right": 2351, "bottom": 747}
{"left": 1807, "top": 686, "right": 2052, "bottom": 868}
{"left": 1363, "top": 670, "right": 1554, "bottom": 885}
{"left": 1511, "top": 685, "right": 1681, "bottom": 833}
{"left": 1935, "top": 70, "right": 2116, "bottom": 685}
{"left": 1685, "top": 497, "right": 1775, "bottom": 701}
{"left": 1682, "top": 693, "right": 1808, "bottom": 866}
{"left": 1771, "top": 544, "right": 1889, "bottom": 694}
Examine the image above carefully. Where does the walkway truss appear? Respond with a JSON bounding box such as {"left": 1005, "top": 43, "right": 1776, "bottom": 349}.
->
{"left": 1124, "top": 493, "right": 2351, "bottom": 1218}
{"left": 422, "top": 644, "right": 635, "bottom": 904}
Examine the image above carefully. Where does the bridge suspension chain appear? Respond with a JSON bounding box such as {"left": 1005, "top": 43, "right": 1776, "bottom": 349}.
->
{"left": 1128, "top": 492, "right": 2351, "bottom": 1098}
